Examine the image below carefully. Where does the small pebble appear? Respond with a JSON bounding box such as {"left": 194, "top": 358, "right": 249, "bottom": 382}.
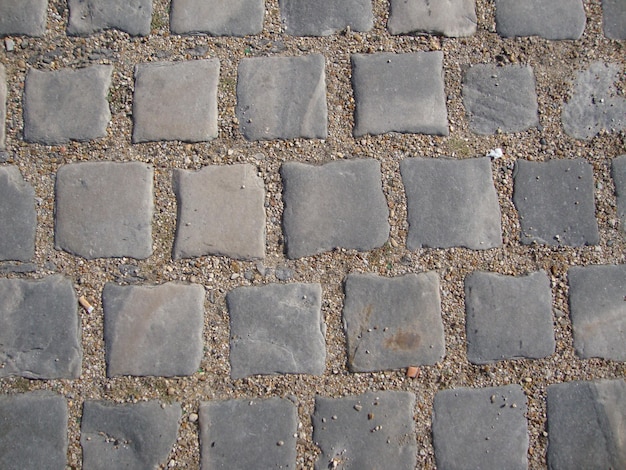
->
{"left": 188, "top": 413, "right": 199, "bottom": 423}
{"left": 4, "top": 38, "right": 15, "bottom": 52}
{"left": 353, "top": 404, "right": 362, "bottom": 412}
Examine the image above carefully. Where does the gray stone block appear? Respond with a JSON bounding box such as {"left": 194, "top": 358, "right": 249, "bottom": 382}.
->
{"left": 0, "top": 166, "right": 36, "bottom": 261}
{"left": 227, "top": 283, "right": 326, "bottom": 378}
{"left": 0, "top": 64, "right": 5, "bottom": 149}
{"left": 67, "top": 0, "right": 152, "bottom": 36}
{"left": 281, "top": 159, "right": 389, "bottom": 258}
{"left": 568, "top": 264, "right": 626, "bottom": 361}
{"left": 132, "top": 59, "right": 219, "bottom": 143}
{"left": 0, "top": 0, "right": 47, "bottom": 37}
{"left": 613, "top": 155, "right": 626, "bottom": 235}
{"left": 343, "top": 272, "right": 445, "bottom": 372}
{"left": 388, "top": 0, "right": 477, "bottom": 37}
{"left": 55, "top": 162, "right": 154, "bottom": 259}
{"left": 312, "top": 391, "right": 417, "bottom": 470}
{"left": 603, "top": 0, "right": 626, "bottom": 39}
{"left": 170, "top": 0, "right": 264, "bottom": 36}
{"left": 547, "top": 379, "right": 626, "bottom": 469}
{"left": 103, "top": 282, "right": 205, "bottom": 377}
{"left": 23, "top": 65, "right": 112, "bottom": 145}
{"left": 0, "top": 275, "right": 81, "bottom": 379}
{"left": 200, "top": 398, "right": 297, "bottom": 469}
{"left": 280, "top": 0, "right": 373, "bottom": 36}
{"left": 236, "top": 55, "right": 327, "bottom": 140}
{"left": 432, "top": 385, "right": 528, "bottom": 470}
{"left": 400, "top": 157, "right": 502, "bottom": 250}
{"left": 352, "top": 52, "right": 448, "bottom": 136}
{"left": 0, "top": 391, "right": 67, "bottom": 470}
{"left": 513, "top": 159, "right": 599, "bottom": 246}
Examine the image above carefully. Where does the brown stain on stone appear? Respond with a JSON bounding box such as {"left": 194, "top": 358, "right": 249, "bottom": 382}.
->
{"left": 384, "top": 331, "right": 421, "bottom": 351}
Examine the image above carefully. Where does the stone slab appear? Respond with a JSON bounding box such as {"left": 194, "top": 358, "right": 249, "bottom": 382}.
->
{"left": 312, "top": 391, "right": 416, "bottom": 470}
{"left": 281, "top": 159, "right": 389, "bottom": 258}
{"left": 23, "top": 65, "right": 112, "bottom": 145}
{"left": 432, "top": 385, "right": 528, "bottom": 470}
{"left": 0, "top": 64, "right": 5, "bottom": 149}
{"left": 103, "top": 282, "right": 205, "bottom": 377}
{"left": 280, "top": 0, "right": 373, "bottom": 36}
{"left": 170, "top": 0, "right": 264, "bottom": 36}
{"left": 0, "top": 166, "right": 36, "bottom": 261}
{"left": 388, "top": 0, "right": 477, "bottom": 37}
{"left": 568, "top": 264, "right": 626, "bottom": 361}
{"left": 0, "top": 275, "right": 81, "bottom": 379}
{"left": 0, "top": 0, "right": 48, "bottom": 37}
{"left": 613, "top": 155, "right": 626, "bottom": 235}
{"left": 352, "top": 51, "right": 448, "bottom": 136}
{"left": 55, "top": 162, "right": 154, "bottom": 259}
{"left": 236, "top": 54, "right": 327, "bottom": 140}
{"left": 67, "top": 0, "right": 152, "bottom": 36}
{"left": 603, "top": 0, "right": 626, "bottom": 39}
{"left": 132, "top": 59, "right": 219, "bottom": 143}
{"left": 227, "top": 283, "right": 325, "bottom": 378}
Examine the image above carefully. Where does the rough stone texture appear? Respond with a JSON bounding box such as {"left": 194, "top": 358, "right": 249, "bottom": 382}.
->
{"left": 227, "top": 283, "right": 326, "bottom": 378}
{"left": 432, "top": 385, "right": 528, "bottom": 470}
{"left": 568, "top": 264, "right": 626, "bottom": 361}
{"left": 173, "top": 164, "right": 266, "bottom": 260}
{"left": 352, "top": 52, "right": 448, "bottom": 136}
{"left": 132, "top": 59, "right": 219, "bottom": 143}
{"left": 494, "top": 0, "right": 586, "bottom": 40}
{"left": 513, "top": 159, "right": 599, "bottom": 246}
{"left": 0, "top": 64, "right": 5, "bottom": 149}
{"left": 103, "top": 282, "right": 205, "bottom": 377}
{"left": 0, "top": 275, "right": 81, "bottom": 379}
{"left": 281, "top": 159, "right": 389, "bottom": 258}
{"left": 280, "top": 0, "right": 373, "bottom": 36}
{"left": 603, "top": 0, "right": 626, "bottom": 39}
{"left": 67, "top": 0, "right": 152, "bottom": 36}
{"left": 0, "top": 166, "right": 36, "bottom": 262}
{"left": 199, "top": 398, "right": 297, "bottom": 469}
{"left": 170, "top": 0, "right": 264, "bottom": 36}
{"left": 463, "top": 64, "right": 539, "bottom": 135}
{"left": 547, "top": 379, "right": 626, "bottom": 470}
{"left": 236, "top": 55, "right": 327, "bottom": 140}
{"left": 23, "top": 65, "right": 112, "bottom": 145}
{"left": 312, "top": 391, "right": 417, "bottom": 470}
{"left": 55, "top": 162, "right": 154, "bottom": 259}
{"left": 388, "top": 0, "right": 477, "bottom": 37}
{"left": 81, "top": 400, "right": 181, "bottom": 470}
{"left": 465, "top": 270, "right": 555, "bottom": 364}
{"left": 0, "top": 391, "right": 68, "bottom": 470}
{"left": 613, "top": 155, "right": 626, "bottom": 235}
{"left": 343, "top": 272, "right": 445, "bottom": 372}
{"left": 0, "top": 0, "right": 48, "bottom": 37}
{"left": 400, "top": 157, "right": 502, "bottom": 250}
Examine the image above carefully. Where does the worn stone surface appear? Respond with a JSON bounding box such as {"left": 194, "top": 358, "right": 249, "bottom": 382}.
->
{"left": 0, "top": 275, "right": 81, "bottom": 379}
{"left": 0, "top": 0, "right": 48, "bottom": 37}
{"left": 280, "top": 0, "right": 373, "bottom": 36}
{"left": 67, "top": 0, "right": 152, "bottom": 36}
{"left": 0, "top": 166, "right": 36, "bottom": 261}
{"left": 613, "top": 155, "right": 626, "bottom": 235}
{"left": 352, "top": 52, "right": 448, "bottom": 136}
{"left": 0, "top": 64, "right": 5, "bottom": 149}
{"left": 388, "top": 0, "right": 477, "bottom": 37}
{"left": 603, "top": 0, "right": 626, "bottom": 39}
{"left": 170, "top": 0, "right": 264, "bottom": 36}
{"left": 281, "top": 159, "right": 389, "bottom": 258}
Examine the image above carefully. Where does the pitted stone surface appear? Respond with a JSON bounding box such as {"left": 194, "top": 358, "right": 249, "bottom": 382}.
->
{"left": 547, "top": 379, "right": 626, "bottom": 469}
{"left": 170, "top": 0, "right": 264, "bottom": 36}
{"left": 463, "top": 64, "right": 539, "bottom": 135}
{"left": 200, "top": 398, "right": 297, "bottom": 469}
{"left": 281, "top": 159, "right": 389, "bottom": 258}
{"left": 23, "top": 65, "right": 112, "bottom": 145}
{"left": 388, "top": 0, "right": 477, "bottom": 37}
{"left": 81, "top": 400, "right": 181, "bottom": 470}
{"left": 103, "top": 282, "right": 205, "bottom": 377}
{"left": 280, "top": 0, "right": 373, "bottom": 36}
{"left": 513, "top": 159, "right": 599, "bottom": 246}
{"left": 236, "top": 55, "right": 327, "bottom": 140}
{"left": 227, "top": 283, "right": 325, "bottom": 378}
{"left": 0, "top": 0, "right": 48, "bottom": 37}
{"left": 0, "top": 166, "right": 36, "bottom": 262}
{"left": 67, "top": 0, "right": 152, "bottom": 36}
{"left": 173, "top": 164, "right": 266, "bottom": 260}
{"left": 55, "top": 162, "right": 154, "bottom": 259}
{"left": 568, "top": 264, "right": 626, "bottom": 361}
{"left": 613, "top": 155, "right": 626, "bottom": 235}
{"left": 132, "top": 59, "right": 219, "bottom": 143}
{"left": 0, "top": 275, "right": 81, "bottom": 379}
{"left": 312, "top": 391, "right": 416, "bottom": 470}
{"left": 603, "top": 0, "right": 626, "bottom": 39}
{"left": 432, "top": 385, "right": 528, "bottom": 470}
{"left": 352, "top": 52, "right": 448, "bottom": 136}
{"left": 400, "top": 157, "right": 502, "bottom": 250}
{"left": 343, "top": 272, "right": 445, "bottom": 372}
{"left": 0, "top": 64, "right": 5, "bottom": 149}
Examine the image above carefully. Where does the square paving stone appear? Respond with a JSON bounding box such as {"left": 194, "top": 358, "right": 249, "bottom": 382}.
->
{"left": 603, "top": 0, "right": 626, "bottom": 39}
{"left": 227, "top": 283, "right": 325, "bottom": 378}
{"left": 352, "top": 52, "right": 448, "bottom": 136}
{"left": 280, "top": 0, "right": 373, "bottom": 36}
{"left": 23, "top": 65, "right": 112, "bottom": 145}
{"left": 312, "top": 391, "right": 417, "bottom": 470}
{"left": 463, "top": 64, "right": 539, "bottom": 135}
{"left": 465, "top": 270, "right": 555, "bottom": 364}
{"left": 400, "top": 157, "right": 502, "bottom": 250}
{"left": 568, "top": 264, "right": 626, "bottom": 361}
{"left": 172, "top": 164, "right": 266, "bottom": 260}
{"left": 236, "top": 55, "right": 327, "bottom": 140}
{"left": 513, "top": 159, "right": 599, "bottom": 246}
{"left": 132, "top": 59, "right": 219, "bottom": 143}
{"left": 199, "top": 398, "right": 297, "bottom": 469}
{"left": 0, "top": 64, "right": 5, "bottom": 149}
{"left": 55, "top": 162, "right": 154, "bottom": 259}
{"left": 67, "top": 0, "right": 152, "bottom": 36}
{"left": 0, "top": 275, "right": 81, "bottom": 379}
{"left": 0, "top": 0, "right": 48, "bottom": 36}
{"left": 432, "top": 385, "right": 528, "bottom": 470}
{"left": 343, "top": 272, "right": 445, "bottom": 372}
{"left": 281, "top": 159, "right": 389, "bottom": 259}
{"left": 0, "top": 166, "right": 36, "bottom": 262}
{"left": 0, "top": 391, "right": 68, "bottom": 470}
{"left": 103, "top": 282, "right": 205, "bottom": 377}
{"left": 170, "top": 0, "right": 264, "bottom": 36}
{"left": 388, "top": 0, "right": 477, "bottom": 37}
{"left": 613, "top": 155, "right": 626, "bottom": 235}
{"left": 547, "top": 379, "right": 626, "bottom": 470}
